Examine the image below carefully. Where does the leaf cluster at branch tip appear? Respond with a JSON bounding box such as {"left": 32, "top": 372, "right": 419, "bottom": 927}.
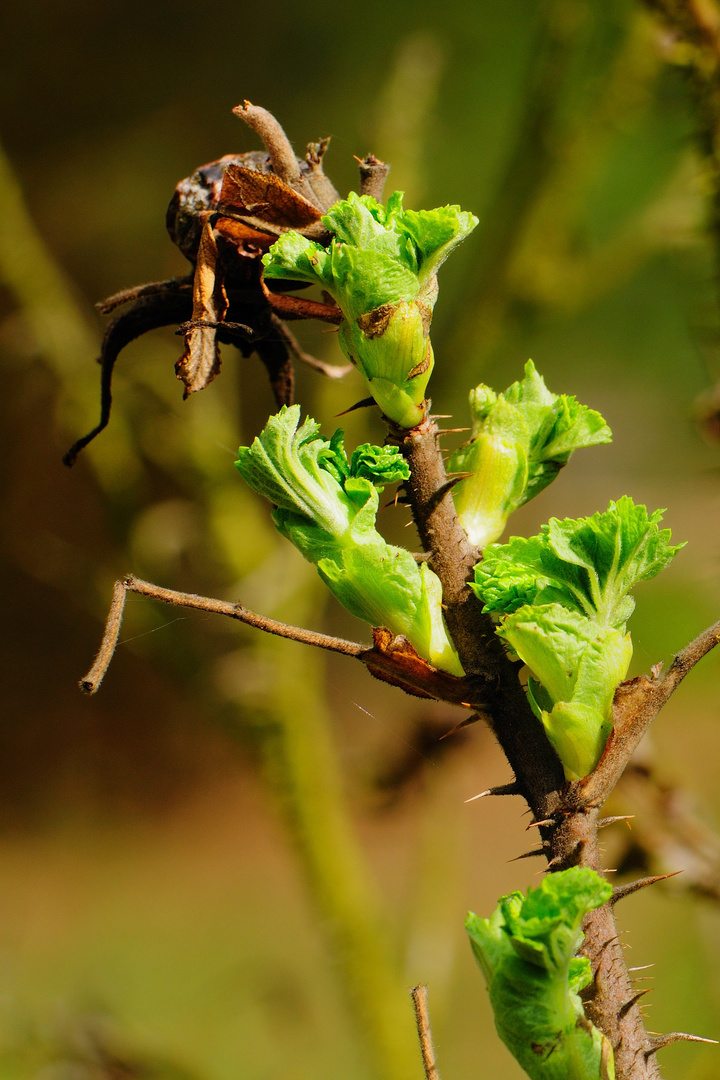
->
{"left": 263, "top": 191, "right": 478, "bottom": 428}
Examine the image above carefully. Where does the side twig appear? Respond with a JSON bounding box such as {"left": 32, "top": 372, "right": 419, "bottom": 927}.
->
{"left": 410, "top": 985, "right": 440, "bottom": 1080}
{"left": 81, "top": 575, "right": 478, "bottom": 706}
{"left": 80, "top": 575, "right": 365, "bottom": 693}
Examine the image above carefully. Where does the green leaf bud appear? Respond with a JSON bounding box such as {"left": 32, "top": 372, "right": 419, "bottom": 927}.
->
{"left": 471, "top": 498, "right": 683, "bottom": 778}
{"left": 449, "top": 362, "right": 612, "bottom": 548}
{"left": 466, "top": 868, "right": 614, "bottom": 1080}
{"left": 263, "top": 192, "right": 478, "bottom": 428}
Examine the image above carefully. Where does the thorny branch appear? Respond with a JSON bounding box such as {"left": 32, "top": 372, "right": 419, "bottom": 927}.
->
{"left": 81, "top": 418, "right": 720, "bottom": 1078}
{"left": 394, "top": 414, "right": 719, "bottom": 1079}
{"left": 72, "top": 97, "right": 720, "bottom": 1078}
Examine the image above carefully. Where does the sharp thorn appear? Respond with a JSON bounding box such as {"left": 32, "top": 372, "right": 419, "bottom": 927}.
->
{"left": 435, "top": 427, "right": 471, "bottom": 437}
{"left": 509, "top": 846, "right": 548, "bottom": 862}
{"left": 628, "top": 964, "right": 655, "bottom": 972}
{"left": 429, "top": 414, "right": 453, "bottom": 420}
{"left": 464, "top": 782, "right": 520, "bottom": 802}
{"left": 619, "top": 989, "right": 651, "bottom": 1018}
{"left": 611, "top": 872, "right": 682, "bottom": 904}
{"left": 526, "top": 818, "right": 556, "bottom": 831}
{"left": 646, "top": 1032, "right": 719, "bottom": 1054}
{"left": 426, "top": 475, "right": 470, "bottom": 508}
{"left": 597, "top": 815, "right": 635, "bottom": 829}
{"left": 334, "top": 395, "right": 375, "bottom": 414}
{"left": 440, "top": 714, "right": 481, "bottom": 740}
{"left": 544, "top": 857, "right": 566, "bottom": 871}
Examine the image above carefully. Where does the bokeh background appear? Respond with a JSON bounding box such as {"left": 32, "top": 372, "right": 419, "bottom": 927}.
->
{"left": 2, "top": 1, "right": 720, "bottom": 1077}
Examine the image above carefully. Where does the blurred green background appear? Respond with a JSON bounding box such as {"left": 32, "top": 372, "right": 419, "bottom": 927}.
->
{"left": 2, "top": 0, "right": 720, "bottom": 1077}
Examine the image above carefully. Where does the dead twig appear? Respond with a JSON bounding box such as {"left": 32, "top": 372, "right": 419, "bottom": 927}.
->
{"left": 81, "top": 576, "right": 477, "bottom": 706}
{"left": 80, "top": 575, "right": 366, "bottom": 694}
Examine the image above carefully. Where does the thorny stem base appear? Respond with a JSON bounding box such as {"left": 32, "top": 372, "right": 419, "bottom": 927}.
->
{"left": 396, "top": 415, "right": 720, "bottom": 1079}
{"left": 80, "top": 427, "right": 720, "bottom": 1080}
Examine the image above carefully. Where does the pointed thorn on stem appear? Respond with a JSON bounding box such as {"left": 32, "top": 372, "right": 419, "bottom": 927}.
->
{"left": 335, "top": 397, "right": 376, "bottom": 416}
{"left": 526, "top": 818, "right": 556, "bottom": 831}
{"left": 509, "top": 845, "right": 548, "bottom": 862}
{"left": 440, "top": 714, "right": 481, "bottom": 739}
{"left": 426, "top": 475, "right": 471, "bottom": 508}
{"left": 597, "top": 815, "right": 635, "bottom": 829}
{"left": 435, "top": 427, "right": 471, "bottom": 437}
{"left": 611, "top": 872, "right": 682, "bottom": 904}
{"left": 619, "top": 989, "right": 652, "bottom": 1018}
{"left": 646, "top": 1032, "right": 719, "bottom": 1054}
{"left": 464, "top": 782, "right": 520, "bottom": 802}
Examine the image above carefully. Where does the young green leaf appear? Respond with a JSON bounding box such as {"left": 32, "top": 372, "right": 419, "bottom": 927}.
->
{"left": 449, "top": 362, "right": 611, "bottom": 548}
{"left": 474, "top": 496, "right": 684, "bottom": 628}
{"left": 471, "top": 498, "right": 683, "bottom": 778}
{"left": 466, "top": 867, "right": 614, "bottom": 1080}
{"left": 235, "top": 406, "right": 463, "bottom": 675}
{"left": 263, "top": 192, "right": 478, "bottom": 428}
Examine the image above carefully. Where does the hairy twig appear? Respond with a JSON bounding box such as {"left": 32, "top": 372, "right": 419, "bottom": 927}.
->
{"left": 410, "top": 985, "right": 440, "bottom": 1080}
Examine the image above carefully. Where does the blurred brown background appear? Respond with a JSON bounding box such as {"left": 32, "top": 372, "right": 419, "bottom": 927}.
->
{"left": 1, "top": 1, "right": 720, "bottom": 1077}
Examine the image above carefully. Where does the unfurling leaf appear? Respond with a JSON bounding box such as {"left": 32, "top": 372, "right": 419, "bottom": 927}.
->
{"left": 263, "top": 192, "right": 478, "bottom": 428}
{"left": 449, "top": 362, "right": 611, "bottom": 549}
{"left": 466, "top": 867, "right": 614, "bottom": 1080}
{"left": 471, "top": 498, "right": 683, "bottom": 778}
{"left": 235, "top": 406, "right": 463, "bottom": 675}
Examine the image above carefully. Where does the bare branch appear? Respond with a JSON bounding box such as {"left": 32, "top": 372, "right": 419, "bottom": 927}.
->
{"left": 357, "top": 155, "right": 391, "bottom": 202}
{"left": 410, "top": 985, "right": 440, "bottom": 1080}
{"left": 80, "top": 577, "right": 483, "bottom": 707}
{"left": 270, "top": 315, "right": 353, "bottom": 379}
{"left": 233, "top": 100, "right": 302, "bottom": 185}
{"left": 80, "top": 574, "right": 366, "bottom": 694}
